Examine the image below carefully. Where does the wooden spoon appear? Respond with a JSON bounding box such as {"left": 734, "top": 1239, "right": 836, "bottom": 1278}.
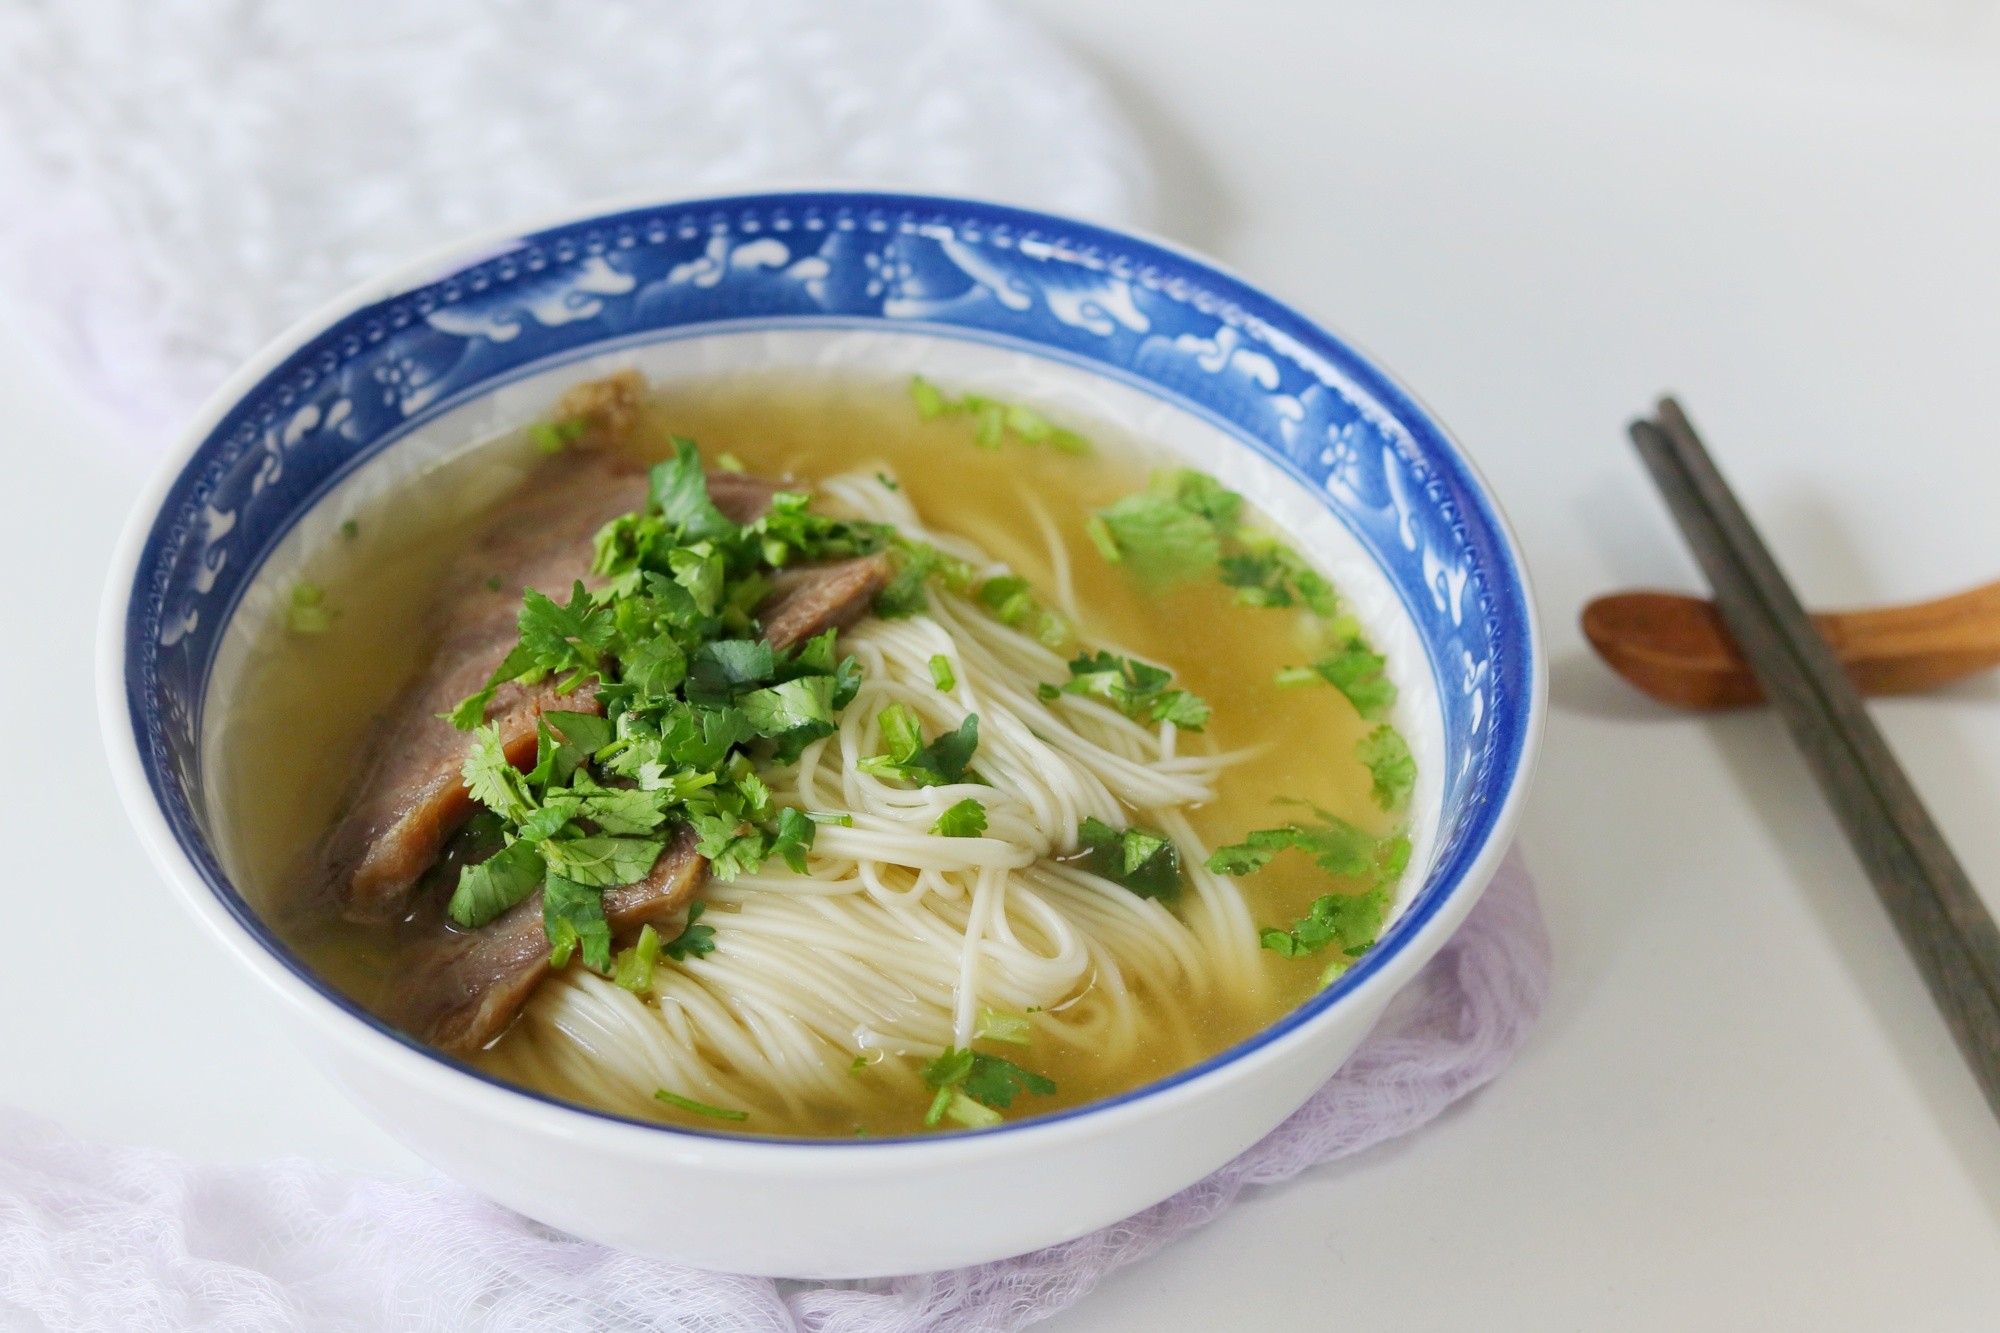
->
{"left": 1582, "top": 580, "right": 2000, "bottom": 709}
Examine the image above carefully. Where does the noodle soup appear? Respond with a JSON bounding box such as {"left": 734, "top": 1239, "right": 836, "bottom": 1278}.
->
{"left": 227, "top": 370, "right": 1415, "bottom": 1138}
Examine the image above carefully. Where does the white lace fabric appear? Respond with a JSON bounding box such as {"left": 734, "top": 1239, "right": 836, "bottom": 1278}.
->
{"left": 0, "top": 0, "right": 1150, "bottom": 447}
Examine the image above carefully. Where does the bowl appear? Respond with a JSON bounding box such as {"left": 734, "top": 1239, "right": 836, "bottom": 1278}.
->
{"left": 99, "top": 189, "right": 1543, "bottom": 1278}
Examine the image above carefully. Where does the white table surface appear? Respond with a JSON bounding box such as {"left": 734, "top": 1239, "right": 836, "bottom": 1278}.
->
{"left": 10, "top": 0, "right": 2000, "bottom": 1326}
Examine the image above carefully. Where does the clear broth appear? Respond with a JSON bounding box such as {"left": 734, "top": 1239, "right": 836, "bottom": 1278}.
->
{"left": 224, "top": 371, "right": 1398, "bottom": 1135}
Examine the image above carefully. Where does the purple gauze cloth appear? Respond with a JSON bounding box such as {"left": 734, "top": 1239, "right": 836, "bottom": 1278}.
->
{"left": 0, "top": 852, "right": 1547, "bottom": 1332}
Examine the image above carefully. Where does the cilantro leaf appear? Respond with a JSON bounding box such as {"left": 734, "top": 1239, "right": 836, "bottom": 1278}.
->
{"left": 442, "top": 686, "right": 497, "bottom": 731}
{"left": 543, "top": 872, "right": 612, "bottom": 972}
{"left": 461, "top": 723, "right": 536, "bottom": 824}
{"left": 686, "top": 638, "right": 776, "bottom": 703}
{"left": 1259, "top": 883, "right": 1394, "bottom": 976}
{"left": 618, "top": 633, "right": 688, "bottom": 696}
{"left": 920, "top": 1046, "right": 1057, "bottom": 1125}
{"left": 770, "top": 806, "right": 817, "bottom": 873}
{"left": 1055, "top": 650, "right": 1210, "bottom": 731}
{"left": 447, "top": 840, "right": 546, "bottom": 928}
{"left": 1217, "top": 538, "right": 1338, "bottom": 616}
{"left": 1088, "top": 491, "right": 1220, "bottom": 589}
{"left": 539, "top": 835, "right": 665, "bottom": 888}
{"left": 1208, "top": 809, "right": 1410, "bottom": 889}
{"left": 1076, "top": 816, "right": 1184, "bottom": 902}
{"left": 514, "top": 581, "right": 614, "bottom": 687}
{"left": 566, "top": 769, "right": 671, "bottom": 836}
{"left": 931, "top": 798, "right": 988, "bottom": 838}
{"left": 860, "top": 709, "right": 981, "bottom": 787}
{"left": 649, "top": 437, "right": 738, "bottom": 543}
{"left": 1357, "top": 724, "right": 1415, "bottom": 812}
{"left": 661, "top": 901, "right": 716, "bottom": 961}
{"left": 738, "top": 675, "right": 837, "bottom": 741}
{"left": 1311, "top": 637, "right": 1397, "bottom": 720}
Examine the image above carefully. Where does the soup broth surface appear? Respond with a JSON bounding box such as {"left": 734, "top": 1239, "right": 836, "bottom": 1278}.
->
{"left": 222, "top": 371, "right": 1403, "bottom": 1136}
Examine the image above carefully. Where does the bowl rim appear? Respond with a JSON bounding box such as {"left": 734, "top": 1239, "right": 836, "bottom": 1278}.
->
{"left": 97, "top": 186, "right": 1547, "bottom": 1159}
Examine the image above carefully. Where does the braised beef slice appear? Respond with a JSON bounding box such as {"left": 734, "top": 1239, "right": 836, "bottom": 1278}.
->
{"left": 393, "top": 826, "right": 707, "bottom": 1054}
{"left": 321, "top": 454, "right": 781, "bottom": 924}
{"left": 758, "top": 554, "right": 894, "bottom": 651}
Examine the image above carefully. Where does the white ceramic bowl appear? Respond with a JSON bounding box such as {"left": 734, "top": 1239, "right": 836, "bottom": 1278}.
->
{"left": 100, "top": 190, "right": 1543, "bottom": 1277}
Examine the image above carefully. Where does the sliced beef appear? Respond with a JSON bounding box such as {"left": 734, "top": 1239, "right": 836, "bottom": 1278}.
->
{"left": 708, "top": 470, "right": 787, "bottom": 524}
{"left": 758, "top": 553, "right": 894, "bottom": 651}
{"left": 392, "top": 826, "right": 707, "bottom": 1054}
{"left": 321, "top": 453, "right": 783, "bottom": 924}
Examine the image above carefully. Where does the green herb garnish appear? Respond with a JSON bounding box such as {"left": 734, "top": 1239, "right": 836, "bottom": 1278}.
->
{"left": 928, "top": 654, "right": 957, "bottom": 692}
{"left": 654, "top": 1088, "right": 749, "bottom": 1121}
{"left": 529, "top": 417, "right": 588, "bottom": 455}
{"left": 931, "top": 798, "right": 988, "bottom": 838}
{"left": 909, "top": 375, "right": 1089, "bottom": 454}
{"left": 433, "top": 431, "right": 896, "bottom": 971}
{"left": 975, "top": 575, "right": 1072, "bottom": 650}
{"left": 859, "top": 705, "right": 980, "bottom": 787}
{"left": 1302, "top": 634, "right": 1397, "bottom": 720}
{"left": 920, "top": 1046, "right": 1057, "bottom": 1127}
{"left": 612, "top": 923, "right": 661, "bottom": 995}
{"left": 660, "top": 901, "right": 716, "bottom": 962}
{"left": 1356, "top": 724, "right": 1415, "bottom": 812}
{"left": 975, "top": 1010, "right": 1032, "bottom": 1045}
{"left": 1049, "top": 651, "right": 1210, "bottom": 730}
{"left": 287, "top": 582, "right": 332, "bottom": 634}
{"left": 1075, "top": 816, "right": 1185, "bottom": 902}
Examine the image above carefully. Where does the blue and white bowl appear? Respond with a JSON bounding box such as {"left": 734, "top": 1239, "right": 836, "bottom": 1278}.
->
{"left": 99, "top": 190, "right": 1544, "bottom": 1276}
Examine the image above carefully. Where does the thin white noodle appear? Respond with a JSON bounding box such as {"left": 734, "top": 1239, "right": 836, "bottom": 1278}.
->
{"left": 487, "top": 469, "right": 1269, "bottom": 1128}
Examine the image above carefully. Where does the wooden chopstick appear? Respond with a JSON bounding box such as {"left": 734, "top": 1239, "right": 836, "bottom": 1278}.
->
{"left": 1630, "top": 397, "right": 2000, "bottom": 1121}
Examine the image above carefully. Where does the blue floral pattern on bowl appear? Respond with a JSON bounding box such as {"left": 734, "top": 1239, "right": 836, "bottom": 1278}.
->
{"left": 118, "top": 190, "right": 1535, "bottom": 1130}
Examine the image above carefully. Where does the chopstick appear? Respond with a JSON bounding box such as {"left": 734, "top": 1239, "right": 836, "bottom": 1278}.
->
{"left": 1629, "top": 398, "right": 2000, "bottom": 1121}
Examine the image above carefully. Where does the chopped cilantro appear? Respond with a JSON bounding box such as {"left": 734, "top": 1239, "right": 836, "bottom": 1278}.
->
{"left": 1260, "top": 883, "right": 1396, "bottom": 986}
{"left": 876, "top": 470, "right": 901, "bottom": 492}
{"left": 921, "top": 1046, "right": 1056, "bottom": 1126}
{"left": 1076, "top": 816, "right": 1184, "bottom": 902}
{"left": 1309, "top": 637, "right": 1397, "bottom": 720}
{"left": 661, "top": 901, "right": 716, "bottom": 962}
{"left": 1217, "top": 534, "right": 1337, "bottom": 616}
{"left": 539, "top": 835, "right": 666, "bottom": 888}
{"left": 286, "top": 582, "right": 332, "bottom": 634}
{"left": 931, "top": 798, "right": 988, "bottom": 838}
{"left": 909, "top": 376, "right": 1090, "bottom": 454}
{"left": 859, "top": 706, "right": 980, "bottom": 787}
{"left": 928, "top": 654, "right": 957, "bottom": 691}
{"left": 1206, "top": 807, "right": 1393, "bottom": 881}
{"left": 612, "top": 923, "right": 661, "bottom": 995}
{"left": 339, "top": 519, "right": 359, "bottom": 540}
{"left": 543, "top": 872, "right": 612, "bottom": 972}
{"left": 529, "top": 417, "right": 588, "bottom": 455}
{"left": 485, "top": 575, "right": 503, "bottom": 592}
{"left": 446, "top": 840, "right": 545, "bottom": 928}
{"left": 1357, "top": 725, "right": 1415, "bottom": 812}
{"left": 653, "top": 1088, "right": 749, "bottom": 1121}
{"left": 769, "top": 806, "right": 816, "bottom": 873}
{"left": 1053, "top": 651, "right": 1210, "bottom": 730}
{"left": 848, "top": 1053, "right": 871, "bottom": 1076}
{"left": 976, "top": 575, "right": 1071, "bottom": 650}
{"left": 1088, "top": 491, "right": 1220, "bottom": 589}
